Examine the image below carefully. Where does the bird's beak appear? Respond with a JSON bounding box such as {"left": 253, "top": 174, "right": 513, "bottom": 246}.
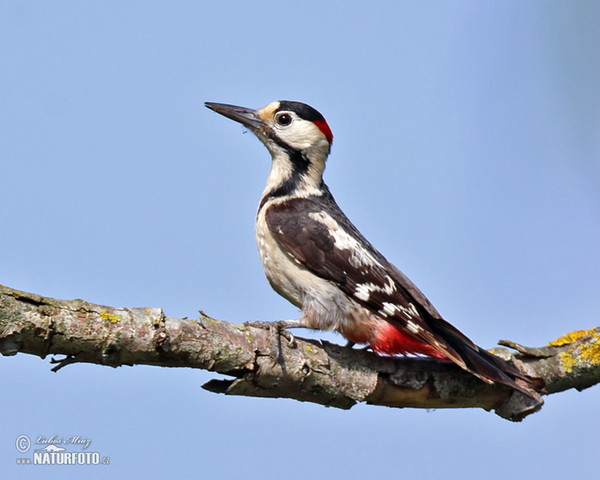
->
{"left": 205, "top": 102, "right": 265, "bottom": 131}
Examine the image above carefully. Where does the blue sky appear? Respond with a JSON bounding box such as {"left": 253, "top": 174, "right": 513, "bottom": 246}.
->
{"left": 2, "top": 2, "right": 599, "bottom": 478}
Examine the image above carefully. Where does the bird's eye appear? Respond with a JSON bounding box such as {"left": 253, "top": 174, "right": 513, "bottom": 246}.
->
{"left": 276, "top": 113, "right": 292, "bottom": 126}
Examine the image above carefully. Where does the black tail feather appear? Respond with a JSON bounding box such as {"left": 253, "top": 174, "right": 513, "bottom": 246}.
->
{"left": 428, "top": 316, "right": 540, "bottom": 397}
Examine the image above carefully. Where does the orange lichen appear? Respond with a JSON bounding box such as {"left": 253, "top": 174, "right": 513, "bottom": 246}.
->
{"left": 100, "top": 310, "right": 121, "bottom": 323}
{"left": 552, "top": 329, "right": 600, "bottom": 374}
{"left": 547, "top": 329, "right": 594, "bottom": 347}
{"left": 579, "top": 331, "right": 600, "bottom": 365}
{"left": 559, "top": 351, "right": 576, "bottom": 374}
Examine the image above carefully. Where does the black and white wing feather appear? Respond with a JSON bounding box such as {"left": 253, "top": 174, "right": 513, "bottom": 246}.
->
{"left": 265, "top": 187, "right": 533, "bottom": 393}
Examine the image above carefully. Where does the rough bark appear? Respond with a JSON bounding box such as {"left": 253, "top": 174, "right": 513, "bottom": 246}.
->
{"left": 2, "top": 284, "right": 599, "bottom": 421}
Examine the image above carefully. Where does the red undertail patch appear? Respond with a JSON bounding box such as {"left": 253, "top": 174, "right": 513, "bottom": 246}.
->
{"left": 371, "top": 322, "right": 448, "bottom": 360}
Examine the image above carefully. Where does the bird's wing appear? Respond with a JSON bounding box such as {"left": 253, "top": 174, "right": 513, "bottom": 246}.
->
{"left": 264, "top": 191, "right": 542, "bottom": 396}
{"left": 264, "top": 192, "right": 471, "bottom": 361}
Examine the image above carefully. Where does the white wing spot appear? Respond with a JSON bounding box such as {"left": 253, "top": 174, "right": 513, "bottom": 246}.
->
{"left": 382, "top": 302, "right": 398, "bottom": 316}
{"left": 406, "top": 320, "right": 421, "bottom": 334}
{"left": 383, "top": 276, "right": 396, "bottom": 295}
{"left": 355, "top": 283, "right": 372, "bottom": 301}
{"left": 308, "top": 211, "right": 382, "bottom": 268}
{"left": 393, "top": 302, "right": 419, "bottom": 320}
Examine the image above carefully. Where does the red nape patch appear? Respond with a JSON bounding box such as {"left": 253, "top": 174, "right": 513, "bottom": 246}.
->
{"left": 371, "top": 322, "right": 448, "bottom": 360}
{"left": 313, "top": 119, "right": 333, "bottom": 144}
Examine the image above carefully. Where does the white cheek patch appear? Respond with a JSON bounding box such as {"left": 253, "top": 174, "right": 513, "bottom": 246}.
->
{"left": 277, "top": 120, "right": 326, "bottom": 150}
{"left": 265, "top": 152, "right": 294, "bottom": 188}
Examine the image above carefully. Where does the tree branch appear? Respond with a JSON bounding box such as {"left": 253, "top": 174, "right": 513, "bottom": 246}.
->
{"left": 2, "top": 284, "right": 599, "bottom": 421}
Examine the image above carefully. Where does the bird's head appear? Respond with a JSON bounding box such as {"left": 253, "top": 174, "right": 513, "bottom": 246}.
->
{"left": 205, "top": 100, "right": 332, "bottom": 155}
{"left": 206, "top": 100, "right": 334, "bottom": 199}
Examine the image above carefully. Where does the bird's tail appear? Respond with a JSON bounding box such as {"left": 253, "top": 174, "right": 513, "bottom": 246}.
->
{"left": 428, "top": 317, "right": 542, "bottom": 398}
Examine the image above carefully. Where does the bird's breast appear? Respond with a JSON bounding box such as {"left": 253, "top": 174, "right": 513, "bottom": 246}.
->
{"left": 255, "top": 202, "right": 355, "bottom": 333}
{"left": 255, "top": 205, "right": 305, "bottom": 308}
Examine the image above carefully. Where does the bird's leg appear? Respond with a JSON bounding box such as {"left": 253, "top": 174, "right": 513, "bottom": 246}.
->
{"left": 244, "top": 320, "right": 304, "bottom": 361}
{"left": 245, "top": 319, "right": 303, "bottom": 346}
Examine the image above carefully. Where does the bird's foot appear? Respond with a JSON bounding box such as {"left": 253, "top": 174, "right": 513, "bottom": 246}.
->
{"left": 244, "top": 320, "right": 303, "bottom": 347}
{"left": 244, "top": 320, "right": 303, "bottom": 362}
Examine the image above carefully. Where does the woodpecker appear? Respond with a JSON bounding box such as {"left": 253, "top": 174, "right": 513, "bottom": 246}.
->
{"left": 205, "top": 100, "right": 538, "bottom": 397}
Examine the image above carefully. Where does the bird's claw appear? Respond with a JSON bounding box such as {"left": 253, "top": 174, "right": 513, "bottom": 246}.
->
{"left": 244, "top": 320, "right": 301, "bottom": 361}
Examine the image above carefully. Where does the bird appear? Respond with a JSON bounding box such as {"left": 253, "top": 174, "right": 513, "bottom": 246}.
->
{"left": 205, "top": 99, "right": 539, "bottom": 398}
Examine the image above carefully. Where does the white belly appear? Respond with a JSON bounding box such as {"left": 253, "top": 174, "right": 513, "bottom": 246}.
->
{"left": 255, "top": 205, "right": 357, "bottom": 332}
